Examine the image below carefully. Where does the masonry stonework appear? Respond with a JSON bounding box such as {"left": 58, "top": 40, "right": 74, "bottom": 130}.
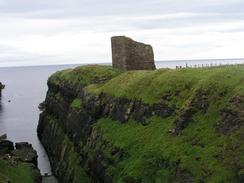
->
{"left": 111, "top": 36, "right": 156, "bottom": 71}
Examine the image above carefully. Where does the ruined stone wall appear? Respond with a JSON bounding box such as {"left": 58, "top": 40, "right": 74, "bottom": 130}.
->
{"left": 111, "top": 36, "right": 156, "bottom": 70}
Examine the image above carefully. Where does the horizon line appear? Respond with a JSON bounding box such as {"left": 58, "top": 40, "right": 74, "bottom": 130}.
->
{"left": 0, "top": 58, "right": 244, "bottom": 68}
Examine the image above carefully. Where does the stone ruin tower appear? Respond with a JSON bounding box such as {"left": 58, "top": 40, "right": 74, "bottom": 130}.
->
{"left": 111, "top": 36, "right": 156, "bottom": 70}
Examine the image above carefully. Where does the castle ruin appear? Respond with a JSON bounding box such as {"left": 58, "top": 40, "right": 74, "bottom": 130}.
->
{"left": 111, "top": 36, "right": 156, "bottom": 71}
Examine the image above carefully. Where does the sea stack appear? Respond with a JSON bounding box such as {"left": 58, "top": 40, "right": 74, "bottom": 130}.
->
{"left": 111, "top": 36, "right": 156, "bottom": 71}
{"left": 0, "top": 82, "right": 4, "bottom": 97}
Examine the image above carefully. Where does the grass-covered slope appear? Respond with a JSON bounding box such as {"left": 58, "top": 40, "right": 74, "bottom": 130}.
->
{"left": 49, "top": 65, "right": 122, "bottom": 88}
{"left": 88, "top": 65, "right": 244, "bottom": 182}
{"left": 42, "top": 64, "right": 244, "bottom": 182}
{"left": 87, "top": 65, "right": 244, "bottom": 104}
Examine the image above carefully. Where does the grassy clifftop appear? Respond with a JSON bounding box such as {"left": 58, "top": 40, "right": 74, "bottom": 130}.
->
{"left": 87, "top": 65, "right": 244, "bottom": 104}
{"left": 49, "top": 65, "right": 122, "bottom": 88}
{"left": 44, "top": 64, "right": 244, "bottom": 182}
{"left": 90, "top": 65, "right": 243, "bottom": 182}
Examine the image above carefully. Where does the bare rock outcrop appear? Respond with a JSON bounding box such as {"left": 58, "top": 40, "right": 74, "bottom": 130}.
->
{"left": 111, "top": 36, "right": 156, "bottom": 70}
{"left": 0, "top": 135, "right": 41, "bottom": 182}
{"left": 0, "top": 82, "right": 4, "bottom": 97}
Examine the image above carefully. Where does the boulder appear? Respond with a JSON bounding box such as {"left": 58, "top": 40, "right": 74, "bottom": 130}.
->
{"left": 0, "top": 134, "right": 7, "bottom": 141}
{"left": 12, "top": 142, "right": 38, "bottom": 167}
{"left": 38, "top": 101, "right": 46, "bottom": 111}
{"left": 0, "top": 82, "right": 4, "bottom": 97}
{"left": 0, "top": 140, "right": 14, "bottom": 154}
{"left": 15, "top": 142, "right": 33, "bottom": 149}
{"left": 111, "top": 36, "right": 156, "bottom": 71}
{"left": 0, "top": 137, "right": 41, "bottom": 182}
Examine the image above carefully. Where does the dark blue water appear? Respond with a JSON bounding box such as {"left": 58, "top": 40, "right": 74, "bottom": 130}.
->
{"left": 0, "top": 64, "right": 79, "bottom": 175}
{"left": 0, "top": 60, "right": 243, "bottom": 175}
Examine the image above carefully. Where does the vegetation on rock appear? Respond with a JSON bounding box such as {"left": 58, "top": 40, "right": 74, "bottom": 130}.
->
{"left": 0, "top": 159, "right": 40, "bottom": 183}
{"left": 71, "top": 99, "right": 82, "bottom": 109}
{"left": 49, "top": 65, "right": 122, "bottom": 88}
{"left": 0, "top": 137, "right": 41, "bottom": 183}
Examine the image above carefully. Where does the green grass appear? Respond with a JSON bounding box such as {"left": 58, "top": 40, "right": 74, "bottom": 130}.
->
{"left": 71, "top": 99, "right": 82, "bottom": 109}
{"left": 48, "top": 64, "right": 244, "bottom": 182}
{"left": 94, "top": 113, "right": 239, "bottom": 182}
{"left": 49, "top": 65, "right": 122, "bottom": 88}
{"left": 0, "top": 159, "right": 37, "bottom": 183}
{"left": 63, "top": 136, "right": 90, "bottom": 183}
{"left": 85, "top": 65, "right": 243, "bottom": 182}
{"left": 87, "top": 65, "right": 244, "bottom": 105}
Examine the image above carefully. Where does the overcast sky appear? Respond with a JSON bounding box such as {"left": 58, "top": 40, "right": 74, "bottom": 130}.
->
{"left": 0, "top": 0, "right": 244, "bottom": 67}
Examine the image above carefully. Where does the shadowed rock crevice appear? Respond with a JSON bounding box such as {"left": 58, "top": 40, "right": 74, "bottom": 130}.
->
{"left": 215, "top": 95, "right": 244, "bottom": 134}
{"left": 42, "top": 83, "right": 174, "bottom": 143}
{"left": 171, "top": 89, "right": 210, "bottom": 134}
{"left": 215, "top": 95, "right": 244, "bottom": 182}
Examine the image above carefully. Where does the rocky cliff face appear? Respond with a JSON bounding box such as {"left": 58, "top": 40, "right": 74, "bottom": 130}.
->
{"left": 38, "top": 65, "right": 244, "bottom": 183}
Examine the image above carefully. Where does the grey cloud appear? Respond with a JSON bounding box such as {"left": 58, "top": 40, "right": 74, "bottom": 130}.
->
{"left": 128, "top": 13, "right": 244, "bottom": 30}
{"left": 1, "top": 0, "right": 244, "bottom": 32}
{"left": 0, "top": 0, "right": 244, "bottom": 66}
{"left": 1, "top": 0, "right": 244, "bottom": 16}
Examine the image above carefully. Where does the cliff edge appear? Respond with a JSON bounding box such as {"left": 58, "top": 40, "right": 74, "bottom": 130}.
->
{"left": 38, "top": 65, "right": 244, "bottom": 182}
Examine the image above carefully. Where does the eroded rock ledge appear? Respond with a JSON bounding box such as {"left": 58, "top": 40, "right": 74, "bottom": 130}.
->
{"left": 0, "top": 134, "right": 41, "bottom": 183}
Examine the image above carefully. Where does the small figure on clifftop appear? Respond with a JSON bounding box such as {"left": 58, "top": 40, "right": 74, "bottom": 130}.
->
{"left": 111, "top": 36, "right": 156, "bottom": 71}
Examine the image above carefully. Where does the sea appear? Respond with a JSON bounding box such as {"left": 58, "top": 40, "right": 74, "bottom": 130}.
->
{"left": 0, "top": 59, "right": 243, "bottom": 175}
{"left": 0, "top": 64, "right": 78, "bottom": 175}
